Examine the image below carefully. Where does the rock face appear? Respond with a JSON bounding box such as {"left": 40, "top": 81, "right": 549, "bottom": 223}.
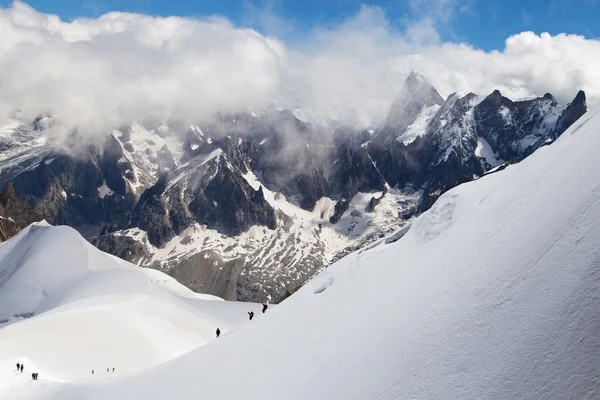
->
{"left": 91, "top": 233, "right": 150, "bottom": 265}
{"left": 553, "top": 90, "right": 587, "bottom": 139}
{"left": 8, "top": 146, "right": 138, "bottom": 237}
{"left": 0, "top": 184, "right": 46, "bottom": 242}
{"left": 474, "top": 91, "right": 562, "bottom": 161}
{"left": 130, "top": 149, "right": 277, "bottom": 248}
{"left": 0, "top": 72, "right": 587, "bottom": 302}
{"left": 377, "top": 71, "right": 445, "bottom": 144}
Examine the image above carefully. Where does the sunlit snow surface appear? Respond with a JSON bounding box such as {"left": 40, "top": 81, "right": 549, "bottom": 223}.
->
{"left": 2, "top": 111, "right": 600, "bottom": 399}
{"left": 0, "top": 222, "right": 260, "bottom": 397}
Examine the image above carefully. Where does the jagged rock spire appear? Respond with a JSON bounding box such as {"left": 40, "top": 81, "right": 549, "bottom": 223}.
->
{"left": 376, "top": 71, "right": 445, "bottom": 144}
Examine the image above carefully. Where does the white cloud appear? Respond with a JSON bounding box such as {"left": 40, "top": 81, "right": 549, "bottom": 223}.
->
{"left": 0, "top": 1, "right": 598, "bottom": 137}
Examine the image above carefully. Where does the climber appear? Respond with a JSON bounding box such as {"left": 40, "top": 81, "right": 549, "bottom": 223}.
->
{"left": 262, "top": 303, "right": 268, "bottom": 313}
{"left": 248, "top": 311, "right": 254, "bottom": 320}
{"left": 216, "top": 327, "right": 221, "bottom": 338}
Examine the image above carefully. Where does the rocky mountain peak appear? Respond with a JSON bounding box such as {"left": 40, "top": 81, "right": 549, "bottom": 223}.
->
{"left": 479, "top": 89, "right": 514, "bottom": 110}
{"left": 553, "top": 90, "right": 587, "bottom": 139}
{"left": 394, "top": 71, "right": 444, "bottom": 107}
{"left": 404, "top": 70, "right": 435, "bottom": 89}
{"left": 375, "top": 71, "right": 445, "bottom": 144}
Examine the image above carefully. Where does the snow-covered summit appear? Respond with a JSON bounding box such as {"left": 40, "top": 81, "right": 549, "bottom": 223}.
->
{"left": 404, "top": 70, "right": 436, "bottom": 88}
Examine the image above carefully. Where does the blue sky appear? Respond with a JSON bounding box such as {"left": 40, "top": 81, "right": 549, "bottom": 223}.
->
{"left": 1, "top": 0, "right": 598, "bottom": 50}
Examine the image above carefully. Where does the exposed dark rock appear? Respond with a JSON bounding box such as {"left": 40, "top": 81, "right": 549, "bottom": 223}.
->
{"left": 100, "top": 135, "right": 128, "bottom": 196}
{"left": 375, "top": 71, "right": 445, "bottom": 144}
{"left": 366, "top": 190, "right": 386, "bottom": 213}
{"left": 188, "top": 156, "right": 277, "bottom": 236}
{"left": 8, "top": 137, "right": 137, "bottom": 237}
{"left": 0, "top": 217, "right": 19, "bottom": 242}
{"left": 123, "top": 143, "right": 135, "bottom": 153}
{"left": 165, "top": 251, "right": 246, "bottom": 301}
{"left": 131, "top": 151, "right": 277, "bottom": 247}
{"left": 92, "top": 234, "right": 150, "bottom": 265}
{"left": 0, "top": 183, "right": 46, "bottom": 242}
{"left": 553, "top": 90, "right": 587, "bottom": 139}
{"left": 129, "top": 175, "right": 174, "bottom": 247}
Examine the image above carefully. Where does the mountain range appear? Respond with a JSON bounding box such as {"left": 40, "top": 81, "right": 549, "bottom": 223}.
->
{"left": 0, "top": 71, "right": 587, "bottom": 302}
{"left": 1, "top": 103, "right": 598, "bottom": 400}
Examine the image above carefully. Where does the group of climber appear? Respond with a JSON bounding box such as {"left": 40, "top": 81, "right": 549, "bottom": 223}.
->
{"left": 16, "top": 362, "right": 39, "bottom": 381}
{"left": 91, "top": 367, "right": 115, "bottom": 374}
{"left": 17, "top": 362, "right": 117, "bottom": 380}
{"left": 248, "top": 303, "right": 268, "bottom": 321}
{"left": 216, "top": 303, "right": 269, "bottom": 338}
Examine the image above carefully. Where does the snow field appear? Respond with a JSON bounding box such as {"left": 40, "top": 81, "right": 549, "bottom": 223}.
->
{"left": 0, "top": 222, "right": 263, "bottom": 397}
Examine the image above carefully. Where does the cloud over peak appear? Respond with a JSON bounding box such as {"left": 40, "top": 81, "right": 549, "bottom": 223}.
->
{"left": 0, "top": 1, "right": 598, "bottom": 136}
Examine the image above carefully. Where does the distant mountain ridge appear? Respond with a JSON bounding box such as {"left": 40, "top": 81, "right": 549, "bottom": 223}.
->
{"left": 0, "top": 72, "right": 587, "bottom": 301}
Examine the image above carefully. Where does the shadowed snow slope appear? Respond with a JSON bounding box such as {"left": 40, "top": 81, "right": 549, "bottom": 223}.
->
{"left": 0, "top": 222, "right": 259, "bottom": 395}
{"left": 6, "top": 110, "right": 600, "bottom": 399}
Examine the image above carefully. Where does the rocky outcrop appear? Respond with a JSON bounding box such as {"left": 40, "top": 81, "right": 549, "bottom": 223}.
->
{"left": 130, "top": 150, "right": 277, "bottom": 248}
{"left": 0, "top": 184, "right": 46, "bottom": 242}
{"left": 188, "top": 157, "right": 277, "bottom": 235}
{"left": 474, "top": 91, "right": 558, "bottom": 161}
{"left": 553, "top": 90, "right": 587, "bottom": 139}
{"left": 91, "top": 234, "right": 150, "bottom": 265}
{"left": 7, "top": 138, "right": 137, "bottom": 237}
{"left": 0, "top": 217, "right": 19, "bottom": 242}
{"left": 328, "top": 129, "right": 386, "bottom": 223}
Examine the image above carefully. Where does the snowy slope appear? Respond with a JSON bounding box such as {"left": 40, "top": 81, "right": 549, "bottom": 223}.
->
{"left": 34, "top": 112, "right": 600, "bottom": 398}
{"left": 396, "top": 104, "right": 440, "bottom": 144}
{"left": 0, "top": 119, "right": 52, "bottom": 186}
{"left": 0, "top": 222, "right": 261, "bottom": 397}
{"left": 117, "top": 123, "right": 185, "bottom": 195}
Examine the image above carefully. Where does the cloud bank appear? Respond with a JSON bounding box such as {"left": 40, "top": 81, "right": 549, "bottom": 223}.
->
{"left": 0, "top": 1, "right": 598, "bottom": 135}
